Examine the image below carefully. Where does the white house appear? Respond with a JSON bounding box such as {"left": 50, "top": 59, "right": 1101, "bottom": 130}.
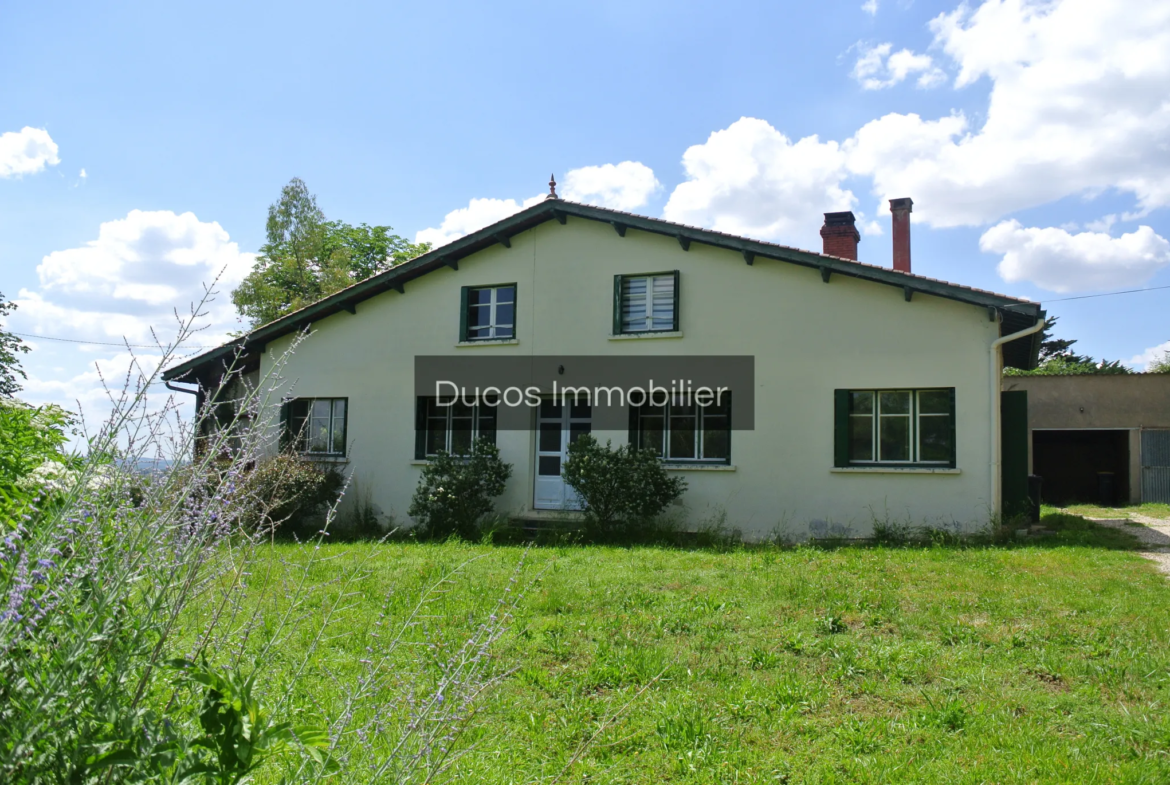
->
{"left": 162, "top": 192, "right": 1044, "bottom": 539}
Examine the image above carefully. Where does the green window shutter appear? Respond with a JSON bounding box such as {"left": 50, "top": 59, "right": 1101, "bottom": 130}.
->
{"left": 948, "top": 387, "right": 957, "bottom": 468}
{"left": 833, "top": 389, "right": 850, "bottom": 468}
{"left": 671, "top": 270, "right": 680, "bottom": 332}
{"left": 414, "top": 397, "right": 428, "bottom": 460}
{"left": 336, "top": 399, "right": 348, "bottom": 458}
{"left": 613, "top": 275, "right": 624, "bottom": 335}
{"left": 459, "top": 286, "right": 470, "bottom": 342}
{"left": 279, "top": 400, "right": 291, "bottom": 452}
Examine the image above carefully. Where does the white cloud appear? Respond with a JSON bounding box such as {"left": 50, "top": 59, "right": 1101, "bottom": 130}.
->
{"left": 846, "top": 0, "right": 1170, "bottom": 226}
{"left": 0, "top": 127, "right": 60, "bottom": 178}
{"left": 561, "top": 162, "right": 661, "bottom": 210}
{"left": 414, "top": 195, "right": 543, "bottom": 248}
{"left": 862, "top": 0, "right": 879, "bottom": 15}
{"left": 674, "top": 1, "right": 1170, "bottom": 234}
{"left": 21, "top": 352, "right": 167, "bottom": 417}
{"left": 415, "top": 161, "right": 661, "bottom": 247}
{"left": 1129, "top": 340, "right": 1170, "bottom": 370}
{"left": 662, "top": 117, "right": 855, "bottom": 246}
{"left": 10, "top": 210, "right": 255, "bottom": 419}
{"left": 31, "top": 209, "right": 252, "bottom": 316}
{"left": 980, "top": 219, "right": 1170, "bottom": 292}
{"left": 852, "top": 43, "right": 947, "bottom": 90}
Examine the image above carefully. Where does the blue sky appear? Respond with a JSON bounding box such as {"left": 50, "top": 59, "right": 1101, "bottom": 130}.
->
{"left": 2, "top": 0, "right": 1168, "bottom": 420}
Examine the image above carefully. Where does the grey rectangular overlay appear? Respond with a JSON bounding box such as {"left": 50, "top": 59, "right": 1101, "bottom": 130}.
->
{"left": 414, "top": 356, "right": 755, "bottom": 430}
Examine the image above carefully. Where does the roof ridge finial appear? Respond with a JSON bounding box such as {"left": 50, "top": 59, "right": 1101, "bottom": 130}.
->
{"left": 546, "top": 173, "right": 558, "bottom": 200}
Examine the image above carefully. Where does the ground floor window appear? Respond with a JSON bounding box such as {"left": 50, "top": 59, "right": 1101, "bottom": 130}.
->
{"left": 835, "top": 388, "right": 955, "bottom": 467}
{"left": 628, "top": 395, "right": 731, "bottom": 464}
{"left": 415, "top": 396, "right": 497, "bottom": 458}
{"left": 283, "top": 398, "right": 347, "bottom": 456}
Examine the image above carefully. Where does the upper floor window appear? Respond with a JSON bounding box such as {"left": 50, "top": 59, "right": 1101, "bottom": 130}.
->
{"left": 629, "top": 394, "right": 731, "bottom": 464}
{"left": 614, "top": 272, "right": 679, "bottom": 334}
{"left": 283, "top": 398, "right": 347, "bottom": 456}
{"left": 834, "top": 388, "right": 955, "bottom": 467}
{"left": 461, "top": 284, "right": 515, "bottom": 341}
{"left": 414, "top": 396, "right": 498, "bottom": 458}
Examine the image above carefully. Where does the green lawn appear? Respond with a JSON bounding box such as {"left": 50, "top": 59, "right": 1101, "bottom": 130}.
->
{"left": 1046, "top": 503, "right": 1170, "bottom": 521}
{"left": 233, "top": 515, "right": 1170, "bottom": 783}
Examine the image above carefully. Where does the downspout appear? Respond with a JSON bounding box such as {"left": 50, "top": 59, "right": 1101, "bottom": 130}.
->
{"left": 165, "top": 380, "right": 204, "bottom": 455}
{"left": 989, "top": 313, "right": 1045, "bottom": 518}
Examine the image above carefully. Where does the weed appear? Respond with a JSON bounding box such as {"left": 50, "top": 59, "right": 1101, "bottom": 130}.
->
{"left": 918, "top": 693, "right": 968, "bottom": 732}
{"left": 816, "top": 614, "right": 848, "bottom": 635}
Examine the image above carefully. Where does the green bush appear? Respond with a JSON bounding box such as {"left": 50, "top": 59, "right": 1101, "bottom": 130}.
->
{"left": 0, "top": 398, "right": 79, "bottom": 516}
{"left": 409, "top": 439, "right": 512, "bottom": 540}
{"left": 562, "top": 435, "right": 687, "bottom": 541}
{"left": 238, "top": 453, "right": 345, "bottom": 536}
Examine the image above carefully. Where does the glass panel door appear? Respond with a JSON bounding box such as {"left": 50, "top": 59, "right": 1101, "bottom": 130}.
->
{"left": 533, "top": 399, "right": 592, "bottom": 510}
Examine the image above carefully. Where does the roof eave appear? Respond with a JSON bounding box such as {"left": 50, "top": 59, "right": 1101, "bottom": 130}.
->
{"left": 162, "top": 199, "right": 1042, "bottom": 380}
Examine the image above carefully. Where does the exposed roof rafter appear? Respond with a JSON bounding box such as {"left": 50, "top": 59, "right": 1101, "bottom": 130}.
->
{"left": 162, "top": 199, "right": 1043, "bottom": 381}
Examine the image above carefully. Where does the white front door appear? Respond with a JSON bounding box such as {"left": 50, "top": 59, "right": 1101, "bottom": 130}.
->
{"left": 534, "top": 398, "right": 592, "bottom": 510}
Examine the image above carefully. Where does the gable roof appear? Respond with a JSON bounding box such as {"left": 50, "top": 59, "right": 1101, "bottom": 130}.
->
{"left": 162, "top": 198, "right": 1045, "bottom": 381}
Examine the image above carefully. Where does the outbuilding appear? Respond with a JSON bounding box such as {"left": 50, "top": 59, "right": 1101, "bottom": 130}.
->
{"left": 1001, "top": 374, "right": 1170, "bottom": 505}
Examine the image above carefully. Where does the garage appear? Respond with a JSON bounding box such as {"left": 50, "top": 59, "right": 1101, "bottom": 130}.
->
{"left": 1003, "top": 374, "right": 1170, "bottom": 507}
{"left": 1032, "top": 429, "right": 1130, "bottom": 506}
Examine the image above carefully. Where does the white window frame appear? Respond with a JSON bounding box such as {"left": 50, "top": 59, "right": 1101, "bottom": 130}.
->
{"left": 632, "top": 397, "right": 731, "bottom": 464}
{"left": 620, "top": 273, "right": 677, "bottom": 333}
{"left": 419, "top": 396, "right": 498, "bottom": 457}
{"left": 286, "top": 397, "right": 347, "bottom": 457}
{"left": 848, "top": 389, "right": 951, "bottom": 466}
{"left": 465, "top": 285, "right": 515, "bottom": 341}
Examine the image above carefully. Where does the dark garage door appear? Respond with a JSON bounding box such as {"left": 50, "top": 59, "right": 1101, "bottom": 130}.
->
{"left": 1033, "top": 429, "right": 1130, "bottom": 506}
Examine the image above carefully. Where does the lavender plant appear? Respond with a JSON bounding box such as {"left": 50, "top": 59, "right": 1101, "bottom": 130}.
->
{"left": 0, "top": 288, "right": 524, "bottom": 784}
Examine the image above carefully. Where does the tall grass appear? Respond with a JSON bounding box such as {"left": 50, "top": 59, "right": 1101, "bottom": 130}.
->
{"left": 0, "top": 291, "right": 522, "bottom": 784}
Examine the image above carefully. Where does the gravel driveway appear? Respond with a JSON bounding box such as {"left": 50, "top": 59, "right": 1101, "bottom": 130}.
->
{"left": 1088, "top": 514, "right": 1170, "bottom": 575}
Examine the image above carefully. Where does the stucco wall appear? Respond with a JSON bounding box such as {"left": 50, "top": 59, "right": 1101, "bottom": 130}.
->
{"left": 1002, "top": 374, "right": 1170, "bottom": 429}
{"left": 1001, "top": 373, "right": 1170, "bottom": 504}
{"left": 259, "top": 217, "right": 1003, "bottom": 539}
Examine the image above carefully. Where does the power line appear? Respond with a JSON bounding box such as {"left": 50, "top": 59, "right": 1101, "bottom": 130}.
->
{"left": 10, "top": 282, "right": 1169, "bottom": 343}
{"left": 7, "top": 331, "right": 212, "bottom": 350}
{"left": 1003, "top": 283, "right": 1170, "bottom": 309}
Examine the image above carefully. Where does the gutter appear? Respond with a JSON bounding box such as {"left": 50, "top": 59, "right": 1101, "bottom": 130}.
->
{"left": 165, "top": 380, "right": 199, "bottom": 396}
{"left": 989, "top": 315, "right": 1045, "bottom": 518}
{"left": 162, "top": 199, "right": 1041, "bottom": 382}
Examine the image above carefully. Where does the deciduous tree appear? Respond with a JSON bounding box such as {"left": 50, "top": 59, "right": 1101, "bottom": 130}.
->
{"left": 232, "top": 178, "right": 429, "bottom": 327}
{"left": 0, "top": 292, "right": 29, "bottom": 396}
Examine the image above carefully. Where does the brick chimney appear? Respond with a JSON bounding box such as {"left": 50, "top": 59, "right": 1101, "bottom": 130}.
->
{"left": 820, "top": 211, "right": 860, "bottom": 261}
{"left": 890, "top": 197, "right": 913, "bottom": 273}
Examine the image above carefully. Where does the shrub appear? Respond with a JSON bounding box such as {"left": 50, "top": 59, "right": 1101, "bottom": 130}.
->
{"left": 409, "top": 438, "right": 512, "bottom": 540}
{"left": 335, "top": 480, "right": 386, "bottom": 541}
{"left": 0, "top": 297, "right": 525, "bottom": 784}
{"left": 561, "top": 435, "right": 687, "bottom": 541}
{"left": 0, "top": 399, "right": 77, "bottom": 515}
{"left": 237, "top": 453, "right": 345, "bottom": 536}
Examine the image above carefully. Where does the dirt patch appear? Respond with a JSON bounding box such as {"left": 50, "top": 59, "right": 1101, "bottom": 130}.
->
{"left": 1030, "top": 670, "right": 1068, "bottom": 691}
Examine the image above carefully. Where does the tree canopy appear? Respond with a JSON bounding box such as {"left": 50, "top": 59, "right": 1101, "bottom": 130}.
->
{"left": 231, "top": 178, "right": 429, "bottom": 327}
{"left": 0, "top": 292, "right": 29, "bottom": 397}
{"left": 1004, "top": 316, "right": 1131, "bottom": 376}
